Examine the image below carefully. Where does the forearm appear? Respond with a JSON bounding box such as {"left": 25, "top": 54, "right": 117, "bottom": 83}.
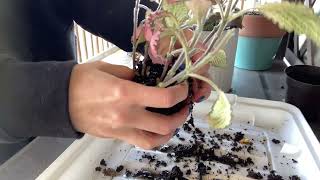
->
{"left": 0, "top": 60, "right": 82, "bottom": 140}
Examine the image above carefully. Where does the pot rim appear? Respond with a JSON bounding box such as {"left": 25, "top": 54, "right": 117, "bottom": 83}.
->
{"left": 285, "top": 65, "right": 320, "bottom": 87}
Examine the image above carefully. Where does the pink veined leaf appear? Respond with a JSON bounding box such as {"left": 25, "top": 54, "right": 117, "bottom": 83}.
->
{"left": 148, "top": 31, "right": 167, "bottom": 64}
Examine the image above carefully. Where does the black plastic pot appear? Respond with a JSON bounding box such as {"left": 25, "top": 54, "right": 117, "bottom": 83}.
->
{"left": 285, "top": 65, "right": 320, "bottom": 122}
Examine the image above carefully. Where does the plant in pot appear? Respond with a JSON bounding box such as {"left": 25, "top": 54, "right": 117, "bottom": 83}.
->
{"left": 131, "top": 0, "right": 320, "bottom": 129}
{"left": 234, "top": 0, "right": 286, "bottom": 71}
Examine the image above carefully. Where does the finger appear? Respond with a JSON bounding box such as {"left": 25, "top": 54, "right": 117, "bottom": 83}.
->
{"left": 136, "top": 106, "right": 189, "bottom": 135}
{"left": 123, "top": 81, "right": 188, "bottom": 108}
{"left": 98, "top": 62, "right": 135, "bottom": 80}
{"left": 192, "top": 74, "right": 212, "bottom": 102}
{"left": 113, "top": 106, "right": 189, "bottom": 135}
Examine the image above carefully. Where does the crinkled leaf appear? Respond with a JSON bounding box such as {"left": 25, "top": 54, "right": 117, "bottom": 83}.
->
{"left": 163, "top": 0, "right": 189, "bottom": 26}
{"left": 185, "top": 0, "right": 212, "bottom": 21}
{"left": 208, "top": 91, "right": 232, "bottom": 129}
{"left": 203, "top": 50, "right": 227, "bottom": 68}
{"left": 258, "top": 2, "right": 320, "bottom": 47}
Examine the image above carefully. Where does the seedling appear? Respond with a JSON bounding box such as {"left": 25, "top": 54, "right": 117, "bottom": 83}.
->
{"left": 132, "top": 0, "right": 320, "bottom": 129}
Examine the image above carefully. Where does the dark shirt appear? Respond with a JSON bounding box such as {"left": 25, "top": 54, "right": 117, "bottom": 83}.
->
{"left": 0, "top": 0, "right": 156, "bottom": 142}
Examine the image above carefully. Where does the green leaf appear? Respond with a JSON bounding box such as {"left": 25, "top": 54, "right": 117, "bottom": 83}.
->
{"left": 208, "top": 91, "right": 232, "bottom": 129}
{"left": 203, "top": 50, "right": 227, "bottom": 68}
{"left": 163, "top": 1, "right": 189, "bottom": 26}
{"left": 258, "top": 2, "right": 320, "bottom": 47}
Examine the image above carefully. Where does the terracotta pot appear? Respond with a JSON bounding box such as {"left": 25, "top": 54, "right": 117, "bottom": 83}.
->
{"left": 239, "top": 15, "right": 285, "bottom": 38}
{"left": 235, "top": 14, "right": 286, "bottom": 71}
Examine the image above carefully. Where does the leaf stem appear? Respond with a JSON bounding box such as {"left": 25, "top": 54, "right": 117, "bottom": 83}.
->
{"left": 132, "top": 0, "right": 141, "bottom": 71}
{"left": 188, "top": 73, "right": 220, "bottom": 92}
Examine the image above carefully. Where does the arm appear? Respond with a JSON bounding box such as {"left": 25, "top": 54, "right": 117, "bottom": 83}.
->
{"left": 71, "top": 0, "right": 157, "bottom": 52}
{"left": 0, "top": 60, "right": 82, "bottom": 142}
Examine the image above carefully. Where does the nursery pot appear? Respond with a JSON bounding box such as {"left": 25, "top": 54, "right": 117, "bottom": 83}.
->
{"left": 235, "top": 15, "right": 285, "bottom": 71}
{"left": 285, "top": 65, "right": 320, "bottom": 122}
{"left": 200, "top": 30, "right": 239, "bottom": 92}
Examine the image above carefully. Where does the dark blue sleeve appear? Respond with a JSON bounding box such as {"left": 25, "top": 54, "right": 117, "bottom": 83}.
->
{"left": 72, "top": 0, "right": 157, "bottom": 52}
{"left": 0, "top": 60, "right": 83, "bottom": 141}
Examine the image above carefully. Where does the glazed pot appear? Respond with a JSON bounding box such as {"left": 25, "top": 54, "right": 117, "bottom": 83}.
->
{"left": 235, "top": 15, "right": 285, "bottom": 71}
{"left": 285, "top": 65, "right": 320, "bottom": 122}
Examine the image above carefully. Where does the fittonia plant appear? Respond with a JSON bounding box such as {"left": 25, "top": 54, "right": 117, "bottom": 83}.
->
{"left": 132, "top": 0, "right": 320, "bottom": 129}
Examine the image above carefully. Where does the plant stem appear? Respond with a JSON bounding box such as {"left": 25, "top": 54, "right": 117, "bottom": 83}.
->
{"left": 160, "top": 29, "right": 234, "bottom": 88}
{"left": 188, "top": 73, "right": 220, "bottom": 92}
{"left": 157, "top": 0, "right": 163, "bottom": 11}
{"left": 139, "top": 4, "right": 152, "bottom": 11}
{"left": 225, "top": 0, "right": 233, "bottom": 18}
{"left": 217, "top": 0, "right": 225, "bottom": 21}
{"left": 132, "top": 0, "right": 141, "bottom": 71}
{"left": 175, "top": 32, "right": 191, "bottom": 70}
{"left": 159, "top": 70, "right": 187, "bottom": 87}
{"left": 160, "top": 36, "right": 176, "bottom": 81}
{"left": 163, "top": 17, "right": 204, "bottom": 82}
{"left": 232, "top": 0, "right": 240, "bottom": 11}
{"left": 203, "top": 23, "right": 220, "bottom": 44}
{"left": 142, "top": 43, "right": 149, "bottom": 76}
{"left": 193, "top": 29, "right": 234, "bottom": 72}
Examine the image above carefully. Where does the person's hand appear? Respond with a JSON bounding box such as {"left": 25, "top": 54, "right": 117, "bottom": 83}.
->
{"left": 68, "top": 61, "right": 189, "bottom": 149}
{"left": 158, "top": 30, "right": 212, "bottom": 103}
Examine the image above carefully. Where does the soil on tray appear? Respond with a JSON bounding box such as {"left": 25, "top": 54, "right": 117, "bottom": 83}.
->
{"left": 272, "top": 139, "right": 281, "bottom": 144}
{"left": 94, "top": 81, "right": 300, "bottom": 180}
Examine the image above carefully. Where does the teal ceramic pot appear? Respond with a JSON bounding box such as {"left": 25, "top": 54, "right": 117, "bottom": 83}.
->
{"left": 235, "top": 36, "right": 282, "bottom": 70}
{"left": 235, "top": 15, "right": 285, "bottom": 71}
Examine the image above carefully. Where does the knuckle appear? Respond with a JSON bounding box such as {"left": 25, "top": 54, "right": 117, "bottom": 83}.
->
{"left": 113, "top": 83, "right": 128, "bottom": 100}
{"left": 111, "top": 112, "right": 126, "bottom": 128}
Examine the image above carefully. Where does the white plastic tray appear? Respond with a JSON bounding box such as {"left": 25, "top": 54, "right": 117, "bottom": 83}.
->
{"left": 36, "top": 93, "right": 320, "bottom": 180}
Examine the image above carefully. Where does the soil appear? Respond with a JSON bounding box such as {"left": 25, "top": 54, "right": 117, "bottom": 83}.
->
{"left": 272, "top": 139, "right": 281, "bottom": 144}
{"left": 289, "top": 175, "right": 301, "bottom": 180}
{"left": 267, "top": 171, "right": 284, "bottom": 180}
{"left": 94, "top": 86, "right": 300, "bottom": 179}
{"left": 133, "top": 59, "right": 193, "bottom": 115}
{"left": 247, "top": 169, "right": 263, "bottom": 179}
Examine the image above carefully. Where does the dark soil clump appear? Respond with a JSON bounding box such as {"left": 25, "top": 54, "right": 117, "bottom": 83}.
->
{"left": 289, "top": 175, "right": 301, "bottom": 180}
{"left": 247, "top": 169, "right": 263, "bottom": 179}
{"left": 268, "top": 171, "right": 284, "bottom": 180}
{"left": 272, "top": 139, "right": 281, "bottom": 144}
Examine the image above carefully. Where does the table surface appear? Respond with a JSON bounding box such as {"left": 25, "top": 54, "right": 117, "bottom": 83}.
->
{"left": 0, "top": 54, "right": 319, "bottom": 180}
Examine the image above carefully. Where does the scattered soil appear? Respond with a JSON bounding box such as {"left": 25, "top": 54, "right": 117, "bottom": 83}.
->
{"left": 267, "top": 171, "right": 284, "bottom": 180}
{"left": 289, "top": 175, "right": 301, "bottom": 180}
{"left": 116, "top": 165, "right": 124, "bottom": 173}
{"left": 99, "top": 159, "right": 106, "bottom": 166}
{"left": 272, "top": 139, "right": 281, "bottom": 144}
{"left": 95, "top": 112, "right": 297, "bottom": 179}
{"left": 247, "top": 169, "right": 263, "bottom": 179}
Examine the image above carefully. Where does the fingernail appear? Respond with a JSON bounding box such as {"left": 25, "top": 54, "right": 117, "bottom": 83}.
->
{"left": 178, "top": 64, "right": 185, "bottom": 71}
{"left": 197, "top": 96, "right": 206, "bottom": 103}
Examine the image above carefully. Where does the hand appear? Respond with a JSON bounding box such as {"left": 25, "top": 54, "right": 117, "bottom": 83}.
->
{"left": 68, "top": 61, "right": 189, "bottom": 149}
{"left": 159, "top": 30, "right": 212, "bottom": 103}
